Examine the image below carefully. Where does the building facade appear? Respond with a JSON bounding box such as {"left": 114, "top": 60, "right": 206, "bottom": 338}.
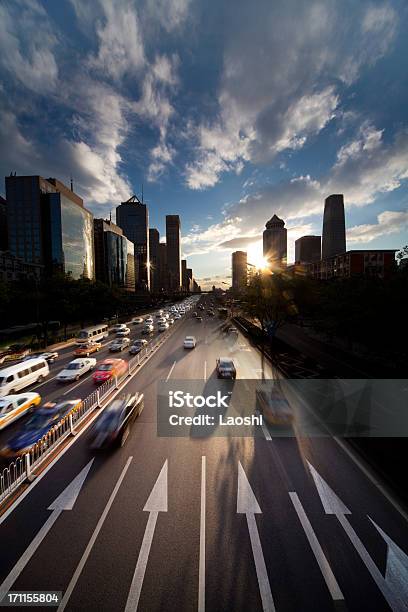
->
{"left": 308, "top": 250, "right": 396, "bottom": 280}
{"left": 5, "top": 175, "right": 94, "bottom": 279}
{"left": 322, "top": 194, "right": 346, "bottom": 259}
{"left": 295, "top": 235, "right": 321, "bottom": 264}
{"left": 263, "top": 214, "right": 287, "bottom": 271}
{"left": 94, "top": 219, "right": 135, "bottom": 291}
{"left": 232, "top": 251, "right": 247, "bottom": 291}
{"left": 116, "top": 195, "right": 150, "bottom": 291}
{"left": 166, "top": 215, "right": 181, "bottom": 291}
{"left": 158, "top": 242, "right": 167, "bottom": 292}
{"left": 0, "top": 251, "right": 43, "bottom": 283}
{"left": 0, "top": 195, "right": 8, "bottom": 251}
{"left": 149, "top": 228, "right": 160, "bottom": 293}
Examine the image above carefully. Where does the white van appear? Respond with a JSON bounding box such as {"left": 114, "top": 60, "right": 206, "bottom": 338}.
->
{"left": 0, "top": 358, "right": 50, "bottom": 396}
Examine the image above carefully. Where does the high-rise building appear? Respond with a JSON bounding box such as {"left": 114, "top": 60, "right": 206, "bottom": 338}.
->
{"left": 158, "top": 242, "right": 167, "bottom": 292}
{"left": 181, "top": 259, "right": 189, "bottom": 292}
{"left": 93, "top": 219, "right": 135, "bottom": 291}
{"left": 5, "top": 175, "right": 94, "bottom": 279}
{"left": 116, "top": 195, "right": 150, "bottom": 291}
{"left": 232, "top": 251, "right": 247, "bottom": 291}
{"left": 295, "top": 235, "right": 321, "bottom": 264}
{"left": 186, "top": 267, "right": 193, "bottom": 292}
{"left": 263, "top": 214, "right": 287, "bottom": 271}
{"left": 166, "top": 215, "right": 181, "bottom": 291}
{"left": 0, "top": 195, "right": 8, "bottom": 251}
{"left": 149, "top": 228, "right": 160, "bottom": 293}
{"left": 322, "top": 194, "right": 346, "bottom": 259}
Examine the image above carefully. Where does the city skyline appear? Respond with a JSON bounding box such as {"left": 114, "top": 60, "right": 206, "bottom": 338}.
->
{"left": 0, "top": 1, "right": 407, "bottom": 289}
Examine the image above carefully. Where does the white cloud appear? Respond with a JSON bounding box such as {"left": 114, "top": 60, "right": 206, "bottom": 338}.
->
{"left": 348, "top": 210, "right": 408, "bottom": 244}
{"left": 185, "top": 0, "right": 399, "bottom": 189}
{"left": 144, "top": 0, "right": 191, "bottom": 32}
{"left": 0, "top": 0, "right": 58, "bottom": 93}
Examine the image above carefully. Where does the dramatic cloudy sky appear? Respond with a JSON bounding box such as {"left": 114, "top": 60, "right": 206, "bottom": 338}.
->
{"left": 1, "top": 0, "right": 407, "bottom": 288}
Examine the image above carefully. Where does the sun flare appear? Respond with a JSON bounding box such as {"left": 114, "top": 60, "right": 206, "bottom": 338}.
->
{"left": 247, "top": 242, "right": 269, "bottom": 270}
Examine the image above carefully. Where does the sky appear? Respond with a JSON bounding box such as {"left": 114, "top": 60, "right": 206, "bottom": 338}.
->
{"left": 0, "top": 0, "right": 407, "bottom": 289}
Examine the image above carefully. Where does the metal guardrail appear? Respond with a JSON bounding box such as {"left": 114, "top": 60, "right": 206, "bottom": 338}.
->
{"left": 0, "top": 316, "right": 184, "bottom": 504}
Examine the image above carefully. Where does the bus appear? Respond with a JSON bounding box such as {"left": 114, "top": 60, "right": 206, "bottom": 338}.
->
{"left": 75, "top": 324, "right": 109, "bottom": 345}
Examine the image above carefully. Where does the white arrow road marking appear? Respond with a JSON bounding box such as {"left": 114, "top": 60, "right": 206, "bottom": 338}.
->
{"left": 369, "top": 518, "right": 408, "bottom": 611}
{"left": 57, "top": 456, "right": 133, "bottom": 612}
{"left": 125, "top": 460, "right": 168, "bottom": 612}
{"left": 289, "top": 492, "right": 343, "bottom": 601}
{"left": 198, "top": 456, "right": 206, "bottom": 612}
{"left": 237, "top": 462, "right": 276, "bottom": 612}
{"left": 0, "top": 459, "right": 94, "bottom": 602}
{"left": 307, "top": 461, "right": 403, "bottom": 612}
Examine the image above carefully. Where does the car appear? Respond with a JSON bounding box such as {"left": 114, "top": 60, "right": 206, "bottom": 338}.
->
{"left": 93, "top": 358, "right": 127, "bottom": 384}
{"left": 157, "top": 317, "right": 166, "bottom": 324}
{"left": 74, "top": 341, "right": 101, "bottom": 357}
{"left": 207, "top": 310, "right": 215, "bottom": 317}
{"left": 27, "top": 351, "right": 59, "bottom": 363}
{"left": 1, "top": 398, "right": 81, "bottom": 457}
{"left": 57, "top": 358, "right": 97, "bottom": 382}
{"left": 196, "top": 316, "right": 203, "bottom": 322}
{"left": 142, "top": 324, "right": 154, "bottom": 335}
{"left": 192, "top": 311, "right": 198, "bottom": 318}
{"left": 216, "top": 357, "right": 237, "bottom": 379}
{"left": 116, "top": 326, "right": 130, "bottom": 337}
{"left": 162, "top": 312, "right": 170, "bottom": 320}
{"left": 0, "top": 392, "right": 41, "bottom": 431}
{"left": 129, "top": 339, "right": 148, "bottom": 354}
{"left": 174, "top": 313, "right": 181, "bottom": 320}
{"left": 168, "top": 318, "right": 175, "bottom": 325}
{"left": 183, "top": 336, "right": 196, "bottom": 349}
{"left": 228, "top": 326, "right": 239, "bottom": 336}
{"left": 131, "top": 317, "right": 144, "bottom": 325}
{"left": 110, "top": 337, "right": 131, "bottom": 352}
{"left": 144, "top": 316, "right": 154, "bottom": 325}
{"left": 89, "top": 393, "right": 144, "bottom": 449}
{"left": 0, "top": 345, "right": 31, "bottom": 364}
{"left": 112, "top": 323, "right": 128, "bottom": 333}
{"left": 158, "top": 322, "right": 169, "bottom": 332}
{"left": 255, "top": 387, "right": 294, "bottom": 427}
{"left": 156, "top": 310, "right": 164, "bottom": 318}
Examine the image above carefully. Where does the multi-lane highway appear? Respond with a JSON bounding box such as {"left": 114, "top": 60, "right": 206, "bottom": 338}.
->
{"left": 0, "top": 297, "right": 407, "bottom": 612}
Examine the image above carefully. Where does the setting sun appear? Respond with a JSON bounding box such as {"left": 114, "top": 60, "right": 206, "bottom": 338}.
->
{"left": 247, "top": 242, "right": 269, "bottom": 270}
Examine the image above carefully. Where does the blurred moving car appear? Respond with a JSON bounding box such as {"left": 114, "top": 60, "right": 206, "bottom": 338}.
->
{"left": 216, "top": 357, "right": 237, "bottom": 379}
{"left": 228, "top": 326, "right": 239, "bottom": 336}
{"left": 89, "top": 393, "right": 144, "bottom": 449}
{"left": 207, "top": 310, "right": 215, "bottom": 317}
{"left": 0, "top": 358, "right": 49, "bottom": 396}
{"left": 112, "top": 323, "right": 128, "bottom": 334}
{"left": 0, "top": 345, "right": 31, "bottom": 364}
{"left": 142, "top": 324, "right": 154, "bottom": 335}
{"left": 129, "top": 339, "right": 148, "bottom": 355}
{"left": 0, "top": 392, "right": 41, "bottom": 430}
{"left": 144, "top": 316, "right": 154, "bottom": 325}
{"left": 110, "top": 338, "right": 130, "bottom": 352}
{"left": 1, "top": 398, "right": 81, "bottom": 457}
{"left": 92, "top": 358, "right": 127, "bottom": 383}
{"left": 74, "top": 341, "right": 101, "bottom": 356}
{"left": 116, "top": 326, "right": 130, "bottom": 337}
{"left": 57, "top": 358, "right": 96, "bottom": 382}
{"left": 26, "top": 351, "right": 59, "bottom": 363}
{"left": 158, "top": 322, "right": 169, "bottom": 332}
{"left": 168, "top": 318, "right": 175, "bottom": 325}
{"left": 196, "top": 316, "right": 203, "bottom": 322}
{"left": 183, "top": 336, "right": 196, "bottom": 349}
{"left": 132, "top": 317, "right": 144, "bottom": 325}
{"left": 255, "top": 386, "right": 293, "bottom": 427}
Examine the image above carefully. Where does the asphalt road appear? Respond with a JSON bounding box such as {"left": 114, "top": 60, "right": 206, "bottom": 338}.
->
{"left": 0, "top": 297, "right": 407, "bottom": 612}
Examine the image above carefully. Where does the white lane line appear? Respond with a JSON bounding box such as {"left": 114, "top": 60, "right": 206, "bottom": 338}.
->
{"left": 256, "top": 411, "right": 272, "bottom": 441}
{"left": 57, "top": 456, "right": 133, "bottom": 612}
{"left": 198, "top": 456, "right": 206, "bottom": 612}
{"left": 289, "top": 492, "right": 343, "bottom": 601}
{"left": 33, "top": 374, "right": 58, "bottom": 390}
{"left": 165, "top": 361, "right": 177, "bottom": 382}
{"left": 204, "top": 361, "right": 207, "bottom": 381}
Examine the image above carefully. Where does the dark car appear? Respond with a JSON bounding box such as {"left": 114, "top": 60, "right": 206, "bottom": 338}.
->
{"left": 89, "top": 393, "right": 144, "bottom": 449}
{"left": 1, "top": 398, "right": 81, "bottom": 457}
{"left": 109, "top": 338, "right": 130, "bottom": 352}
{"left": 216, "top": 357, "right": 237, "bottom": 379}
{"left": 196, "top": 316, "right": 203, "bottom": 322}
{"left": 129, "top": 339, "right": 148, "bottom": 355}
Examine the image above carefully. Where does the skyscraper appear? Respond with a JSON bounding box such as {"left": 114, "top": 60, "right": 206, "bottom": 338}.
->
{"left": 116, "top": 195, "right": 150, "bottom": 291}
{"left": 149, "top": 228, "right": 160, "bottom": 293}
{"left": 0, "top": 195, "right": 7, "bottom": 251}
{"left": 263, "top": 214, "right": 287, "bottom": 270}
{"left": 166, "top": 215, "right": 181, "bottom": 291}
{"left": 93, "top": 218, "right": 136, "bottom": 291}
{"left": 295, "top": 235, "right": 321, "bottom": 264}
{"left": 158, "top": 242, "right": 167, "bottom": 292}
{"left": 232, "top": 251, "right": 247, "bottom": 291}
{"left": 322, "top": 194, "right": 346, "bottom": 259}
{"left": 5, "top": 175, "right": 94, "bottom": 279}
{"left": 181, "top": 259, "right": 189, "bottom": 292}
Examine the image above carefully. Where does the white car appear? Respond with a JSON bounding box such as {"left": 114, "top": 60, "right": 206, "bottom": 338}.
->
{"left": 162, "top": 312, "right": 170, "bottom": 320}
{"left": 158, "top": 322, "right": 169, "bottom": 332}
{"left": 0, "top": 392, "right": 41, "bottom": 430}
{"left": 113, "top": 323, "right": 128, "bottom": 333}
{"left": 168, "top": 318, "right": 175, "bottom": 325}
{"left": 183, "top": 336, "right": 196, "bottom": 349}
{"left": 174, "top": 313, "right": 181, "bottom": 320}
{"left": 143, "top": 324, "right": 154, "bottom": 335}
{"left": 132, "top": 317, "right": 144, "bottom": 325}
{"left": 144, "top": 317, "right": 154, "bottom": 325}
{"left": 57, "top": 358, "right": 97, "bottom": 382}
{"left": 116, "top": 326, "right": 130, "bottom": 337}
